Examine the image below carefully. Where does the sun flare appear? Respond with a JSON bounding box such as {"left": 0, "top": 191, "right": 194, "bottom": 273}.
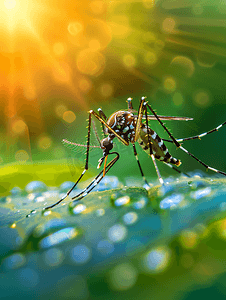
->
{"left": 4, "top": 0, "right": 17, "bottom": 10}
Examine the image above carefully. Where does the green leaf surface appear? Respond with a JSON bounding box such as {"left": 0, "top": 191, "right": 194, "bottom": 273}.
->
{"left": 1, "top": 169, "right": 226, "bottom": 300}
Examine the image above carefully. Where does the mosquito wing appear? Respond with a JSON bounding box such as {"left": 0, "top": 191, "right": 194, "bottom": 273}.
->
{"left": 132, "top": 113, "right": 193, "bottom": 121}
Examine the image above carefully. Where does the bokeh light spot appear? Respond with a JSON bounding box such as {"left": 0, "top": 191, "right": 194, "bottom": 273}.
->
{"left": 164, "top": 77, "right": 176, "bottom": 93}
{"left": 143, "top": 0, "right": 155, "bottom": 9}
{"left": 12, "top": 119, "right": 27, "bottom": 135}
{"left": 144, "top": 51, "right": 157, "bottom": 65}
{"left": 79, "top": 78, "right": 93, "bottom": 93}
{"left": 38, "top": 136, "right": 52, "bottom": 150}
{"left": 100, "top": 83, "right": 113, "bottom": 98}
{"left": 55, "top": 104, "right": 67, "bottom": 118}
{"left": 123, "top": 54, "right": 136, "bottom": 68}
{"left": 15, "top": 150, "right": 29, "bottom": 162}
{"left": 77, "top": 49, "right": 105, "bottom": 76}
{"left": 90, "top": 1, "right": 105, "bottom": 15}
{"left": 162, "top": 18, "right": 176, "bottom": 33}
{"left": 53, "top": 43, "right": 66, "bottom": 57}
{"left": 171, "top": 56, "right": 195, "bottom": 77}
{"left": 86, "top": 19, "right": 112, "bottom": 50}
{"left": 63, "top": 111, "right": 76, "bottom": 123}
{"left": 109, "top": 263, "right": 138, "bottom": 291}
{"left": 193, "top": 90, "right": 210, "bottom": 107}
{"left": 180, "top": 230, "right": 198, "bottom": 249}
{"left": 172, "top": 92, "right": 184, "bottom": 106}
{"left": 4, "top": 0, "right": 16, "bottom": 10}
{"left": 68, "top": 22, "right": 83, "bottom": 36}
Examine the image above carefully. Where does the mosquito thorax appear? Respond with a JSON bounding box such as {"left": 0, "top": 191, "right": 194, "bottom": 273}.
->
{"left": 106, "top": 111, "right": 136, "bottom": 142}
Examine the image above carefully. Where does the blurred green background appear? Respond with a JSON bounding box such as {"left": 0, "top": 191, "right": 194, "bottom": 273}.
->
{"left": 1, "top": 0, "right": 226, "bottom": 186}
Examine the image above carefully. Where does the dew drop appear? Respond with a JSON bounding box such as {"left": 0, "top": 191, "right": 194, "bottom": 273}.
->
{"left": 143, "top": 246, "right": 171, "bottom": 273}
{"left": 123, "top": 212, "right": 138, "bottom": 225}
{"left": 22, "top": 219, "right": 82, "bottom": 250}
{"left": 60, "top": 181, "right": 76, "bottom": 192}
{"left": 10, "top": 186, "right": 22, "bottom": 196}
{"left": 133, "top": 197, "right": 147, "bottom": 209}
{"left": 70, "top": 244, "right": 91, "bottom": 265}
{"left": 96, "top": 208, "right": 105, "bottom": 216}
{"left": 93, "top": 176, "right": 119, "bottom": 191}
{"left": 97, "top": 240, "right": 114, "bottom": 255}
{"left": 114, "top": 195, "right": 130, "bottom": 207}
{"left": 43, "top": 247, "right": 64, "bottom": 267}
{"left": 108, "top": 224, "right": 127, "bottom": 243}
{"left": 25, "top": 181, "right": 47, "bottom": 193}
{"left": 190, "top": 187, "right": 211, "bottom": 199}
{"left": 2, "top": 253, "right": 26, "bottom": 270}
{"left": 109, "top": 263, "right": 138, "bottom": 291}
{"left": 160, "top": 194, "right": 184, "bottom": 209}
{"left": 70, "top": 203, "right": 87, "bottom": 215}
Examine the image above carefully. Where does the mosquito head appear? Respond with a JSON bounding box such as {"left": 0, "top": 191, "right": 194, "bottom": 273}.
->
{"left": 97, "top": 137, "right": 113, "bottom": 168}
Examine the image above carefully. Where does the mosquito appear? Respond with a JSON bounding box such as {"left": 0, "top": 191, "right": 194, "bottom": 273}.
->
{"left": 44, "top": 97, "right": 226, "bottom": 210}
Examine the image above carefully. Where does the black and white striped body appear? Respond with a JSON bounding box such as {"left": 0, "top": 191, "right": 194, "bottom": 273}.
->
{"left": 106, "top": 110, "right": 181, "bottom": 166}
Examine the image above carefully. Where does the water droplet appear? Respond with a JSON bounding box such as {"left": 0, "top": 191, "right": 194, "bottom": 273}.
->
{"left": 160, "top": 194, "right": 184, "bottom": 209}
{"left": 60, "top": 181, "right": 76, "bottom": 192}
{"left": 43, "top": 247, "right": 64, "bottom": 267}
{"left": 70, "top": 244, "right": 91, "bottom": 265}
{"left": 9, "top": 223, "right": 17, "bottom": 228}
{"left": 10, "top": 186, "right": 22, "bottom": 196}
{"left": 2, "top": 253, "right": 26, "bottom": 270}
{"left": 108, "top": 263, "right": 138, "bottom": 291}
{"left": 42, "top": 210, "right": 52, "bottom": 216}
{"left": 190, "top": 187, "right": 211, "bottom": 199}
{"left": 143, "top": 247, "right": 171, "bottom": 273}
{"left": 114, "top": 195, "right": 130, "bottom": 207}
{"left": 123, "top": 212, "right": 138, "bottom": 225}
{"left": 22, "top": 219, "right": 82, "bottom": 250}
{"left": 93, "top": 176, "right": 119, "bottom": 191}
{"left": 25, "top": 181, "right": 47, "bottom": 193}
{"left": 108, "top": 224, "right": 127, "bottom": 243}
{"left": 97, "top": 240, "right": 114, "bottom": 255}
{"left": 70, "top": 203, "right": 87, "bottom": 215}
{"left": 96, "top": 208, "right": 105, "bottom": 216}
{"left": 34, "top": 196, "right": 45, "bottom": 203}
{"left": 132, "top": 197, "right": 147, "bottom": 209}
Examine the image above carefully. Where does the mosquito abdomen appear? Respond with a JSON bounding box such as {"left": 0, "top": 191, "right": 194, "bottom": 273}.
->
{"left": 138, "top": 124, "right": 181, "bottom": 166}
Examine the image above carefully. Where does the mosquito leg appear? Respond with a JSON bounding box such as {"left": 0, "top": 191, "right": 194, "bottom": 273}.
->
{"left": 132, "top": 144, "right": 151, "bottom": 189}
{"left": 162, "top": 121, "right": 226, "bottom": 143}
{"left": 44, "top": 112, "right": 93, "bottom": 210}
{"left": 98, "top": 108, "right": 107, "bottom": 137}
{"left": 127, "top": 97, "right": 134, "bottom": 110}
{"left": 146, "top": 101, "right": 226, "bottom": 177}
{"left": 70, "top": 152, "right": 119, "bottom": 205}
{"left": 163, "top": 162, "right": 190, "bottom": 177}
{"left": 142, "top": 100, "right": 164, "bottom": 185}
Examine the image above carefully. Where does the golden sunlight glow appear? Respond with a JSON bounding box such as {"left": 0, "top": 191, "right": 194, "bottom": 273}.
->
{"left": 4, "top": 0, "right": 16, "bottom": 10}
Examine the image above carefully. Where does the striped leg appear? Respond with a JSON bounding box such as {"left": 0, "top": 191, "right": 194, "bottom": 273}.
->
{"left": 97, "top": 108, "right": 108, "bottom": 137}
{"left": 162, "top": 121, "right": 226, "bottom": 143}
{"left": 132, "top": 144, "right": 151, "bottom": 189}
{"left": 145, "top": 101, "right": 226, "bottom": 177}
{"left": 143, "top": 100, "right": 164, "bottom": 185}
{"left": 44, "top": 111, "right": 119, "bottom": 210}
